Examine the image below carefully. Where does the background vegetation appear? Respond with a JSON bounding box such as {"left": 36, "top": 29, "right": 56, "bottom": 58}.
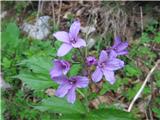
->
{"left": 1, "top": 1, "right": 160, "bottom": 120}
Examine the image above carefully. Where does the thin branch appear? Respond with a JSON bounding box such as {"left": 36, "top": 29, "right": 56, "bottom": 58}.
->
{"left": 51, "top": 1, "right": 56, "bottom": 26}
{"left": 140, "top": 6, "right": 144, "bottom": 34}
{"left": 57, "top": 0, "right": 62, "bottom": 27}
{"left": 127, "top": 59, "right": 160, "bottom": 112}
{"left": 36, "top": 0, "right": 41, "bottom": 22}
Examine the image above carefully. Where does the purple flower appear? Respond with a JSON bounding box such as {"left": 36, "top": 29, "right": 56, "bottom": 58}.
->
{"left": 107, "top": 36, "right": 128, "bottom": 56}
{"left": 92, "top": 50, "right": 124, "bottom": 84}
{"left": 86, "top": 56, "right": 97, "bottom": 66}
{"left": 53, "top": 20, "right": 86, "bottom": 56}
{"left": 55, "top": 76, "right": 89, "bottom": 104}
{"left": 50, "top": 59, "right": 70, "bottom": 81}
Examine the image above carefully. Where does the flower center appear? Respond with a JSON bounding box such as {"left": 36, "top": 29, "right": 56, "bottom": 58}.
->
{"left": 61, "top": 63, "right": 67, "bottom": 69}
{"left": 113, "top": 47, "right": 117, "bottom": 51}
{"left": 69, "top": 78, "right": 77, "bottom": 85}
{"left": 70, "top": 38, "right": 77, "bottom": 44}
{"left": 99, "top": 62, "right": 106, "bottom": 68}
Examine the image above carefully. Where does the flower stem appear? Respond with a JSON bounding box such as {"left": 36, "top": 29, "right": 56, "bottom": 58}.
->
{"left": 78, "top": 48, "right": 90, "bottom": 112}
{"left": 77, "top": 89, "right": 85, "bottom": 98}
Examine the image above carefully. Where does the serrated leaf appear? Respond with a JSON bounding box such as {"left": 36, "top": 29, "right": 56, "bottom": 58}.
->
{"left": 140, "top": 33, "right": 150, "bottom": 43}
{"left": 86, "top": 108, "right": 137, "bottom": 120}
{"left": 34, "top": 96, "right": 86, "bottom": 114}
{"left": 14, "top": 72, "right": 55, "bottom": 91}
{"left": 19, "top": 57, "right": 52, "bottom": 74}
{"left": 124, "top": 63, "right": 141, "bottom": 77}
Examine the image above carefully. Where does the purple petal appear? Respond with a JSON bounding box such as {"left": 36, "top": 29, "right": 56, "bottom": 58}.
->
{"left": 116, "top": 42, "right": 128, "bottom": 52}
{"left": 86, "top": 56, "right": 97, "bottom": 66}
{"left": 60, "top": 60, "right": 70, "bottom": 74}
{"left": 99, "top": 50, "right": 108, "bottom": 63}
{"left": 106, "top": 58, "right": 124, "bottom": 71}
{"left": 103, "top": 70, "right": 115, "bottom": 84}
{"left": 55, "top": 82, "right": 72, "bottom": 97}
{"left": 109, "top": 50, "right": 117, "bottom": 58}
{"left": 52, "top": 75, "right": 68, "bottom": 84}
{"left": 69, "top": 20, "right": 80, "bottom": 38}
{"left": 50, "top": 60, "right": 63, "bottom": 78}
{"left": 57, "top": 43, "right": 73, "bottom": 56}
{"left": 92, "top": 67, "right": 103, "bottom": 82}
{"left": 50, "top": 60, "right": 70, "bottom": 79}
{"left": 113, "top": 36, "right": 121, "bottom": 48}
{"left": 53, "top": 31, "right": 69, "bottom": 43}
{"left": 72, "top": 38, "right": 86, "bottom": 48}
{"left": 117, "top": 50, "right": 128, "bottom": 56}
{"left": 74, "top": 76, "right": 89, "bottom": 88}
{"left": 67, "top": 86, "right": 76, "bottom": 104}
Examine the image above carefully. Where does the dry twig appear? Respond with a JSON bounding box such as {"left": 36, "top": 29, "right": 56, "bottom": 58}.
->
{"left": 140, "top": 6, "right": 144, "bottom": 34}
{"left": 57, "top": 0, "right": 62, "bottom": 27}
{"left": 127, "top": 59, "right": 160, "bottom": 112}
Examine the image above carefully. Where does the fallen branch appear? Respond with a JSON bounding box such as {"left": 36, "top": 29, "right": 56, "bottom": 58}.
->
{"left": 127, "top": 59, "right": 160, "bottom": 112}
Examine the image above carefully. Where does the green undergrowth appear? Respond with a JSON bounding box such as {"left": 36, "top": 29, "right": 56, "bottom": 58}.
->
{"left": 1, "top": 19, "right": 159, "bottom": 120}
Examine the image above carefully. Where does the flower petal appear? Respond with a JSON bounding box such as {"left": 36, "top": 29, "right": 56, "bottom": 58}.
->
{"left": 67, "top": 86, "right": 76, "bottom": 104}
{"left": 103, "top": 70, "right": 115, "bottom": 84}
{"left": 60, "top": 60, "right": 71, "bottom": 74}
{"left": 109, "top": 50, "right": 117, "bottom": 58}
{"left": 53, "top": 31, "right": 69, "bottom": 43}
{"left": 99, "top": 50, "right": 108, "bottom": 63}
{"left": 50, "top": 60, "right": 63, "bottom": 78}
{"left": 106, "top": 58, "right": 124, "bottom": 71}
{"left": 92, "top": 67, "right": 103, "bottom": 82}
{"left": 55, "top": 82, "right": 72, "bottom": 97}
{"left": 72, "top": 38, "right": 86, "bottom": 48}
{"left": 117, "top": 50, "right": 128, "bottom": 56}
{"left": 117, "top": 42, "right": 128, "bottom": 52}
{"left": 113, "top": 36, "right": 121, "bottom": 48}
{"left": 57, "top": 43, "right": 73, "bottom": 56}
{"left": 74, "top": 76, "right": 89, "bottom": 88}
{"left": 52, "top": 75, "right": 68, "bottom": 84}
{"left": 69, "top": 20, "right": 80, "bottom": 38}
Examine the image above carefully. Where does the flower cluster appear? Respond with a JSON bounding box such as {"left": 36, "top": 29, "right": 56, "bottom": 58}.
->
{"left": 50, "top": 20, "right": 128, "bottom": 104}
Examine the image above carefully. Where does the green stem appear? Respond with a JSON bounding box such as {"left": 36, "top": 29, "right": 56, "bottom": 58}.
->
{"left": 77, "top": 89, "right": 85, "bottom": 98}
{"left": 78, "top": 48, "right": 90, "bottom": 112}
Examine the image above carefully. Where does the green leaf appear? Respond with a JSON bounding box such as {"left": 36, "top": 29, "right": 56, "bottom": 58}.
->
{"left": 99, "top": 77, "right": 129, "bottom": 95}
{"left": 140, "top": 33, "right": 150, "bottom": 43}
{"left": 86, "top": 108, "right": 137, "bottom": 120}
{"left": 19, "top": 57, "right": 52, "bottom": 74}
{"left": 124, "top": 63, "right": 142, "bottom": 77}
{"left": 154, "top": 70, "right": 160, "bottom": 88}
{"left": 34, "top": 96, "right": 86, "bottom": 114}
{"left": 152, "top": 107, "right": 160, "bottom": 119}
{"left": 14, "top": 72, "right": 54, "bottom": 91}
{"left": 68, "top": 64, "right": 82, "bottom": 76}
{"left": 154, "top": 32, "right": 160, "bottom": 43}
{"left": 124, "top": 83, "right": 141, "bottom": 101}
{"left": 2, "top": 22, "right": 20, "bottom": 49}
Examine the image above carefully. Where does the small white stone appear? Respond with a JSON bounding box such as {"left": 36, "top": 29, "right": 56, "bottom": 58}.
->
{"left": 22, "top": 16, "right": 50, "bottom": 40}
